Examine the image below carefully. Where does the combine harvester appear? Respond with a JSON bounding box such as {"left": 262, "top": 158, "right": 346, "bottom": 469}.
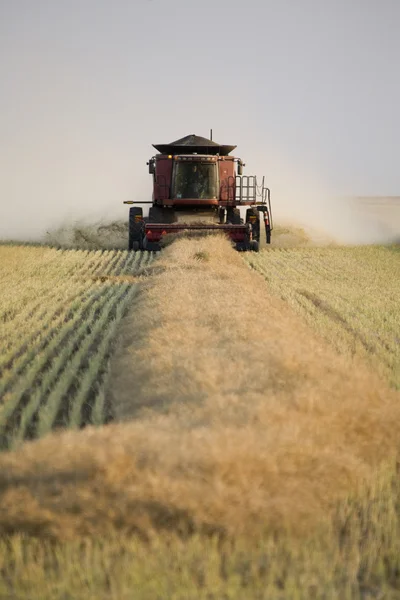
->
{"left": 124, "top": 133, "right": 272, "bottom": 251}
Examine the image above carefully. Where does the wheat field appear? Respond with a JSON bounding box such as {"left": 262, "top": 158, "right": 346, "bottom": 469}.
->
{"left": 0, "top": 233, "right": 400, "bottom": 599}
{"left": 245, "top": 244, "right": 400, "bottom": 388}
{"left": 0, "top": 245, "right": 154, "bottom": 450}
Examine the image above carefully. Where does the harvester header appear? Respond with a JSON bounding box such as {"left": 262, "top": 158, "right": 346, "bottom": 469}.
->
{"left": 124, "top": 133, "right": 272, "bottom": 251}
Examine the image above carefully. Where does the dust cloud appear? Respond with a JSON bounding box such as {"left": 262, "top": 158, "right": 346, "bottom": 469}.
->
{"left": 43, "top": 220, "right": 129, "bottom": 250}
{"left": 0, "top": 138, "right": 398, "bottom": 247}
{"left": 246, "top": 151, "right": 400, "bottom": 245}
{"left": 0, "top": 139, "right": 150, "bottom": 243}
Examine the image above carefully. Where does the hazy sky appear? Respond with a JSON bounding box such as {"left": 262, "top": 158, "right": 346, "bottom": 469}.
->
{"left": 0, "top": 0, "right": 399, "bottom": 239}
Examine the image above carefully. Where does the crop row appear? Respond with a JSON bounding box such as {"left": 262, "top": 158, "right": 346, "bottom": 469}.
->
{"left": 245, "top": 246, "right": 400, "bottom": 387}
{"left": 0, "top": 246, "right": 155, "bottom": 448}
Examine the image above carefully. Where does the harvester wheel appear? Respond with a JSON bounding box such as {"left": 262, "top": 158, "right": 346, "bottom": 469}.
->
{"left": 246, "top": 207, "right": 260, "bottom": 242}
{"left": 249, "top": 240, "right": 259, "bottom": 252}
{"left": 129, "top": 207, "right": 144, "bottom": 251}
{"left": 226, "top": 207, "right": 242, "bottom": 224}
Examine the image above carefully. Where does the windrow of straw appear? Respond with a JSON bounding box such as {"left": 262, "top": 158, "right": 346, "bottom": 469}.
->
{"left": 0, "top": 235, "right": 399, "bottom": 541}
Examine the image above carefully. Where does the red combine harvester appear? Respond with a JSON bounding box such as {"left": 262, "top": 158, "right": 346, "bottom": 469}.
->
{"left": 124, "top": 133, "right": 272, "bottom": 251}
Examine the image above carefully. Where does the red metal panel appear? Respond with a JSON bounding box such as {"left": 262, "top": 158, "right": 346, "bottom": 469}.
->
{"left": 163, "top": 198, "right": 219, "bottom": 207}
{"left": 219, "top": 157, "right": 235, "bottom": 203}
{"left": 154, "top": 156, "right": 173, "bottom": 202}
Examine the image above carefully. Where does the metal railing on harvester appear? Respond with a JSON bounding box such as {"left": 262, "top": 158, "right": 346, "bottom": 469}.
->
{"left": 221, "top": 175, "right": 273, "bottom": 228}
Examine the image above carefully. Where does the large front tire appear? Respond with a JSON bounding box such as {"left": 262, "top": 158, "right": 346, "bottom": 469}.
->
{"left": 246, "top": 207, "right": 260, "bottom": 243}
{"left": 129, "top": 207, "right": 144, "bottom": 250}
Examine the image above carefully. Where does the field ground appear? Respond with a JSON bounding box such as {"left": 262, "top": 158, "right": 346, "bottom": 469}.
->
{"left": 0, "top": 234, "right": 400, "bottom": 598}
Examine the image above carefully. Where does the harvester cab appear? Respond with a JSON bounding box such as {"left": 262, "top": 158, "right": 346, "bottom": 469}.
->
{"left": 124, "top": 134, "right": 272, "bottom": 252}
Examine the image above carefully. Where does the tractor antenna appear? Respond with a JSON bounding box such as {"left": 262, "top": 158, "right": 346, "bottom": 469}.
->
{"left": 210, "top": 129, "right": 213, "bottom": 141}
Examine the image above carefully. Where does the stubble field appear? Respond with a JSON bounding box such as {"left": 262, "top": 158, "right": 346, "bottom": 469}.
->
{"left": 246, "top": 244, "right": 400, "bottom": 388}
{"left": 0, "top": 246, "right": 154, "bottom": 450}
{"left": 0, "top": 226, "right": 400, "bottom": 599}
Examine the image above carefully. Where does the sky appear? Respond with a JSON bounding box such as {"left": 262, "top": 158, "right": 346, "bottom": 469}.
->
{"left": 0, "top": 0, "right": 399, "bottom": 240}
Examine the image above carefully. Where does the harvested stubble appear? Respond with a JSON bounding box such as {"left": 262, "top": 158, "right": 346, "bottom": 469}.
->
{"left": 0, "top": 245, "right": 154, "bottom": 447}
{"left": 246, "top": 244, "right": 400, "bottom": 388}
{"left": 0, "top": 235, "right": 399, "bottom": 544}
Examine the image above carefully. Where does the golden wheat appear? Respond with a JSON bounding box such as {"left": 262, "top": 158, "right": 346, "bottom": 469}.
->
{"left": 1, "top": 236, "right": 400, "bottom": 598}
{"left": 0, "top": 236, "right": 398, "bottom": 542}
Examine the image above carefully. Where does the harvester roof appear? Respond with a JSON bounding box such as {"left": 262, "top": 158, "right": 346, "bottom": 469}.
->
{"left": 152, "top": 134, "right": 236, "bottom": 156}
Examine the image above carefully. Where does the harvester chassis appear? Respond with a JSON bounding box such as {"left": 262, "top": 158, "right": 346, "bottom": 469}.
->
{"left": 128, "top": 205, "right": 271, "bottom": 252}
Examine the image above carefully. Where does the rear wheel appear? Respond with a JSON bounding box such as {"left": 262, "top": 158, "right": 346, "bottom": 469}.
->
{"left": 249, "top": 240, "right": 259, "bottom": 252}
{"left": 142, "top": 237, "right": 161, "bottom": 252}
{"left": 129, "top": 207, "right": 144, "bottom": 250}
{"left": 246, "top": 207, "right": 260, "bottom": 243}
{"left": 226, "top": 207, "right": 242, "bottom": 224}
